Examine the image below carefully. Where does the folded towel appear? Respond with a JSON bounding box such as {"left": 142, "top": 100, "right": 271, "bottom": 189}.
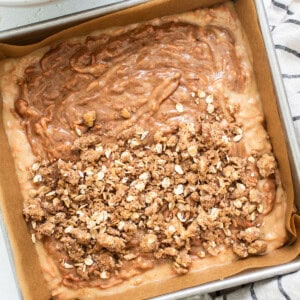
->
{"left": 266, "top": 0, "right": 300, "bottom": 143}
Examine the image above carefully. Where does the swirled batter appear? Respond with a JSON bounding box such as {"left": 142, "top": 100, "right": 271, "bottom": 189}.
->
{"left": 15, "top": 21, "right": 249, "bottom": 160}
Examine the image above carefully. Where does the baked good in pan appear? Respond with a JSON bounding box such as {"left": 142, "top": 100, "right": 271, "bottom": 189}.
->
{"left": 0, "top": 2, "right": 287, "bottom": 299}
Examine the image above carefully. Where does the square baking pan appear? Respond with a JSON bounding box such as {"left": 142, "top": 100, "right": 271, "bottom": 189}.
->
{"left": 0, "top": 0, "right": 299, "bottom": 299}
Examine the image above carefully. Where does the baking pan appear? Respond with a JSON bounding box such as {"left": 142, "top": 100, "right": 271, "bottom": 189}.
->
{"left": 152, "top": 256, "right": 300, "bottom": 300}
{"left": 0, "top": 0, "right": 299, "bottom": 299}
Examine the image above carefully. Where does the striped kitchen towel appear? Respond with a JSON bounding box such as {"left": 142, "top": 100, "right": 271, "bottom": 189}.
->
{"left": 184, "top": 0, "right": 300, "bottom": 299}
{"left": 266, "top": 0, "right": 300, "bottom": 143}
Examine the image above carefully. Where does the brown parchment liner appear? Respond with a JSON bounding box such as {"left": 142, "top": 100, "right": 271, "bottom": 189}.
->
{"left": 0, "top": 0, "right": 299, "bottom": 299}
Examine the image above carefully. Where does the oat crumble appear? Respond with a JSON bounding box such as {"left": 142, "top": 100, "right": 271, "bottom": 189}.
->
{"left": 23, "top": 96, "right": 277, "bottom": 283}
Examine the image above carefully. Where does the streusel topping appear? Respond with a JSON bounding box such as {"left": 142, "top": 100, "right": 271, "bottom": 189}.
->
{"left": 24, "top": 97, "right": 277, "bottom": 287}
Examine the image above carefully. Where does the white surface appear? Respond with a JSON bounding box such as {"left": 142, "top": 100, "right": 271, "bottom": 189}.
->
{"left": 0, "top": 0, "right": 59, "bottom": 7}
{"left": 0, "top": 0, "right": 125, "bottom": 31}
{"left": 0, "top": 224, "right": 19, "bottom": 300}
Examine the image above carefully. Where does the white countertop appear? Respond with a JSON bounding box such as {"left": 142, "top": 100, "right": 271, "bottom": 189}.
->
{"left": 0, "top": 0, "right": 124, "bottom": 31}
{"left": 0, "top": 217, "right": 19, "bottom": 300}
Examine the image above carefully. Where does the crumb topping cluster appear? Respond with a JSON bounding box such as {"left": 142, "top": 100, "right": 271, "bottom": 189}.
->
{"left": 23, "top": 94, "right": 277, "bottom": 283}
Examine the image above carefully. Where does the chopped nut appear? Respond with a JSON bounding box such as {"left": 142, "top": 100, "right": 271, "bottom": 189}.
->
{"left": 63, "top": 262, "right": 74, "bottom": 269}
{"left": 139, "top": 172, "right": 150, "bottom": 181}
{"left": 95, "top": 144, "right": 103, "bottom": 153}
{"left": 105, "top": 148, "right": 112, "bottom": 159}
{"left": 84, "top": 256, "right": 94, "bottom": 266}
{"left": 257, "top": 153, "right": 277, "bottom": 178}
{"left": 221, "top": 135, "right": 230, "bottom": 144}
{"left": 118, "top": 221, "right": 125, "bottom": 231}
{"left": 129, "top": 138, "right": 140, "bottom": 148}
{"left": 98, "top": 211, "right": 108, "bottom": 223}
{"left": 36, "top": 222, "right": 55, "bottom": 237}
{"left": 197, "top": 250, "right": 206, "bottom": 258}
{"left": 132, "top": 180, "right": 146, "bottom": 191}
{"left": 31, "top": 220, "right": 36, "bottom": 229}
{"left": 233, "top": 134, "right": 243, "bottom": 142}
{"left": 140, "top": 234, "right": 158, "bottom": 252}
{"left": 207, "top": 103, "right": 214, "bottom": 114}
{"left": 46, "top": 191, "right": 56, "bottom": 197}
{"left": 197, "top": 90, "right": 206, "bottom": 98}
{"left": 236, "top": 183, "right": 246, "bottom": 192}
{"left": 210, "top": 207, "right": 219, "bottom": 220}
{"left": 249, "top": 204, "right": 256, "bottom": 213}
{"left": 233, "top": 243, "right": 248, "bottom": 258}
{"left": 250, "top": 211, "right": 256, "bottom": 221}
{"left": 174, "top": 184, "right": 184, "bottom": 195}
{"left": 223, "top": 228, "right": 232, "bottom": 237}
{"left": 140, "top": 131, "right": 149, "bottom": 140}
{"left": 126, "top": 195, "right": 136, "bottom": 202}
{"left": 167, "top": 225, "right": 176, "bottom": 235}
{"left": 33, "top": 174, "right": 43, "bottom": 183}
{"left": 97, "top": 233, "right": 125, "bottom": 252}
{"left": 198, "top": 156, "right": 208, "bottom": 174}
{"left": 257, "top": 204, "right": 264, "bottom": 213}
{"left": 29, "top": 189, "right": 37, "bottom": 197}
{"left": 72, "top": 134, "right": 101, "bottom": 150}
{"left": 120, "top": 151, "right": 132, "bottom": 162}
{"left": 161, "top": 177, "right": 171, "bottom": 188}
{"left": 248, "top": 240, "right": 267, "bottom": 254}
{"left": 64, "top": 226, "right": 73, "bottom": 233}
{"left": 31, "top": 233, "right": 36, "bottom": 244}
{"left": 173, "top": 263, "right": 189, "bottom": 275}
{"left": 175, "top": 103, "right": 184, "bottom": 113}
{"left": 69, "top": 228, "right": 91, "bottom": 244}
{"left": 120, "top": 108, "right": 131, "bottom": 119}
{"left": 97, "top": 171, "right": 105, "bottom": 181}
{"left": 205, "top": 94, "right": 213, "bottom": 104}
{"left": 153, "top": 131, "right": 164, "bottom": 143}
{"left": 233, "top": 199, "right": 243, "bottom": 209}
{"left": 100, "top": 271, "right": 110, "bottom": 279}
{"left": 249, "top": 189, "right": 262, "bottom": 203}
{"left": 209, "top": 165, "right": 217, "bottom": 173}
{"left": 174, "top": 164, "right": 184, "bottom": 175}
{"left": 166, "top": 135, "right": 178, "bottom": 147}
{"left": 236, "top": 127, "right": 243, "bottom": 135}
{"left": 31, "top": 163, "right": 40, "bottom": 172}
{"left": 75, "top": 127, "right": 82, "bottom": 137}
{"left": 187, "top": 145, "right": 197, "bottom": 157}
{"left": 80, "top": 149, "right": 101, "bottom": 162}
{"left": 174, "top": 251, "right": 192, "bottom": 273}
{"left": 177, "top": 211, "right": 187, "bottom": 222}
{"left": 248, "top": 156, "right": 256, "bottom": 163}
{"left": 155, "top": 143, "right": 163, "bottom": 154}
{"left": 239, "top": 227, "right": 260, "bottom": 243}
{"left": 83, "top": 110, "right": 96, "bottom": 127}
{"left": 23, "top": 199, "right": 44, "bottom": 221}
